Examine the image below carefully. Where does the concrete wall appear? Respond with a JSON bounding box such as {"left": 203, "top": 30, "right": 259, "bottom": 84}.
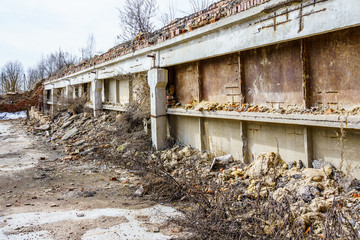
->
{"left": 43, "top": 0, "right": 360, "bottom": 177}
{"left": 169, "top": 115, "right": 201, "bottom": 149}
{"left": 313, "top": 127, "right": 360, "bottom": 177}
{"left": 118, "top": 79, "right": 130, "bottom": 104}
{"left": 243, "top": 40, "right": 303, "bottom": 108}
{"left": 171, "top": 26, "right": 360, "bottom": 109}
{"left": 105, "top": 79, "right": 117, "bottom": 103}
{"left": 204, "top": 118, "right": 243, "bottom": 160}
{"left": 308, "top": 28, "right": 360, "bottom": 109}
{"left": 246, "top": 122, "right": 305, "bottom": 163}
{"left": 168, "top": 26, "right": 360, "bottom": 178}
{"left": 168, "top": 114, "right": 360, "bottom": 178}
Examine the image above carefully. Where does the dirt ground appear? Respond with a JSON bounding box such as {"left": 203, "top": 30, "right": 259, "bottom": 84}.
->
{"left": 0, "top": 120, "right": 183, "bottom": 240}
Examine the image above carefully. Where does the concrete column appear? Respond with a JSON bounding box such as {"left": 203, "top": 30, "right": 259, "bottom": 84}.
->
{"left": 42, "top": 88, "right": 47, "bottom": 113}
{"left": 50, "top": 88, "right": 57, "bottom": 116}
{"left": 65, "top": 84, "right": 72, "bottom": 103}
{"left": 240, "top": 121, "right": 249, "bottom": 163}
{"left": 78, "top": 85, "right": 83, "bottom": 98}
{"left": 304, "top": 126, "right": 313, "bottom": 167}
{"left": 148, "top": 68, "right": 168, "bottom": 150}
{"left": 92, "top": 79, "right": 103, "bottom": 117}
{"left": 199, "top": 118, "right": 206, "bottom": 152}
{"left": 101, "top": 80, "right": 105, "bottom": 102}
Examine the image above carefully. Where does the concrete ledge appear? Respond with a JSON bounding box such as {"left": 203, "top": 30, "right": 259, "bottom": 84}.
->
{"left": 102, "top": 105, "right": 127, "bottom": 112}
{"left": 167, "top": 108, "right": 360, "bottom": 130}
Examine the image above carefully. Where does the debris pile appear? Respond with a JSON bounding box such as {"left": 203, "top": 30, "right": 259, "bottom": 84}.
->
{"left": 28, "top": 105, "right": 360, "bottom": 239}
{"left": 29, "top": 111, "right": 117, "bottom": 164}
{"left": 0, "top": 80, "right": 44, "bottom": 113}
{"left": 155, "top": 148, "right": 360, "bottom": 239}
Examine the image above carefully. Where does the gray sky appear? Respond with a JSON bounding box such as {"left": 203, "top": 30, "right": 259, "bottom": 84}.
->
{"left": 0, "top": 0, "right": 193, "bottom": 72}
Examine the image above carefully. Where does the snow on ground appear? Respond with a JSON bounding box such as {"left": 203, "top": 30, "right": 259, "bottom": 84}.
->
{"left": 0, "top": 205, "right": 182, "bottom": 240}
{"left": 0, "top": 111, "right": 27, "bottom": 120}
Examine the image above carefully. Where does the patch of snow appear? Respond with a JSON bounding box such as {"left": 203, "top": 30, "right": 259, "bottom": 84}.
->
{"left": 0, "top": 205, "right": 183, "bottom": 240}
{"left": 0, "top": 111, "right": 27, "bottom": 120}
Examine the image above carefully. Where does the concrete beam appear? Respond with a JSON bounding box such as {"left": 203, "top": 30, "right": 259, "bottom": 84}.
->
{"left": 167, "top": 108, "right": 360, "bottom": 130}
{"left": 148, "top": 68, "right": 168, "bottom": 150}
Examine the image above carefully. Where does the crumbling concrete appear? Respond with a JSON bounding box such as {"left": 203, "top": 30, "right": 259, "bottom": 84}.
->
{"left": 42, "top": 0, "right": 360, "bottom": 178}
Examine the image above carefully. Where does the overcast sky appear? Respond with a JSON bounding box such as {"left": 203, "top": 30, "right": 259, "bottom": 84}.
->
{"left": 0, "top": 0, "right": 194, "bottom": 72}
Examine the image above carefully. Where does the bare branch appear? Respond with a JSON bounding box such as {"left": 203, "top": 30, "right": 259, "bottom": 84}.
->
{"left": 117, "top": 0, "right": 158, "bottom": 41}
{"left": 188, "top": 0, "right": 214, "bottom": 13}
{"left": 159, "top": 0, "right": 177, "bottom": 26}
{"left": 80, "top": 33, "right": 96, "bottom": 61}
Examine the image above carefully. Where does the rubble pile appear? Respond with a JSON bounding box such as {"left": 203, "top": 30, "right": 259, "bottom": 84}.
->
{"left": 157, "top": 148, "right": 360, "bottom": 238}
{"left": 28, "top": 108, "right": 360, "bottom": 239}
{"left": 0, "top": 80, "right": 44, "bottom": 113}
{"left": 178, "top": 100, "right": 360, "bottom": 116}
{"left": 29, "top": 111, "right": 118, "bottom": 164}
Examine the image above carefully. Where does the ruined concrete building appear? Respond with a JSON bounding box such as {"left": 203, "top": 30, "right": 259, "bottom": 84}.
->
{"left": 44, "top": 0, "right": 360, "bottom": 178}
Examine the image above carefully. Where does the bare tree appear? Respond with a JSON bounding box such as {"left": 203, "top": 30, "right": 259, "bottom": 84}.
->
{"left": 26, "top": 67, "right": 42, "bottom": 90}
{"left": 117, "top": 0, "right": 158, "bottom": 41}
{"left": 1, "top": 61, "right": 24, "bottom": 93}
{"left": 188, "top": 0, "right": 214, "bottom": 13}
{"left": 159, "top": 0, "right": 177, "bottom": 26}
{"left": 41, "top": 48, "right": 78, "bottom": 77}
{"left": 80, "top": 33, "right": 96, "bottom": 61}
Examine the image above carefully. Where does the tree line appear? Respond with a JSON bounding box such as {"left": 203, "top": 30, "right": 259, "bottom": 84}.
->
{"left": 0, "top": 34, "right": 96, "bottom": 94}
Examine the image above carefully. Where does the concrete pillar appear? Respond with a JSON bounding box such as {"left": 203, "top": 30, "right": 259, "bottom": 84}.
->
{"left": 50, "top": 88, "right": 57, "bottom": 116}
{"left": 78, "top": 85, "right": 83, "bottom": 98}
{"left": 304, "top": 126, "right": 313, "bottom": 167}
{"left": 43, "top": 88, "right": 47, "bottom": 113}
{"left": 92, "top": 79, "right": 103, "bottom": 117}
{"left": 65, "top": 84, "right": 72, "bottom": 103}
{"left": 240, "top": 121, "right": 249, "bottom": 164}
{"left": 101, "top": 80, "right": 105, "bottom": 102}
{"left": 148, "top": 68, "right": 168, "bottom": 150}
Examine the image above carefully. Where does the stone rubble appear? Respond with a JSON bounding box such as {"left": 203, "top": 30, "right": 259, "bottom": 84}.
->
{"left": 28, "top": 109, "right": 360, "bottom": 238}
{"left": 159, "top": 147, "right": 360, "bottom": 237}
{"left": 176, "top": 100, "right": 360, "bottom": 116}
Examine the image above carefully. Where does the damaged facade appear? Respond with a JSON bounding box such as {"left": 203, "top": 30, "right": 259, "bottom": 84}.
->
{"left": 44, "top": 0, "right": 360, "bottom": 178}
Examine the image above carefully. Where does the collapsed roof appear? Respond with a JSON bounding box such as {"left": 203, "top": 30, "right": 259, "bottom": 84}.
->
{"left": 48, "top": 0, "right": 270, "bottom": 81}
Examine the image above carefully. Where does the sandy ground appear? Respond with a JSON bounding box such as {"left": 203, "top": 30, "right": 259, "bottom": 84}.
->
{"left": 0, "top": 120, "right": 183, "bottom": 240}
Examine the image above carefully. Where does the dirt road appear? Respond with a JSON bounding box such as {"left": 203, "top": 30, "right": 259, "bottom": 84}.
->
{"left": 0, "top": 120, "right": 182, "bottom": 240}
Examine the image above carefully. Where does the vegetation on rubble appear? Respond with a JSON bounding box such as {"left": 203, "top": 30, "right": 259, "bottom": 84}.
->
{"left": 32, "top": 101, "right": 360, "bottom": 239}
{"left": 102, "top": 103, "right": 359, "bottom": 240}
